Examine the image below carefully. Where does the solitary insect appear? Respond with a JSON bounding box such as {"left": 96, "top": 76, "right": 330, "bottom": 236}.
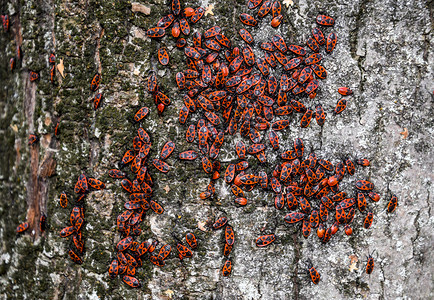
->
{"left": 355, "top": 180, "right": 374, "bottom": 191}
{"left": 306, "top": 259, "right": 321, "bottom": 284}
{"left": 93, "top": 93, "right": 103, "bottom": 110}
{"left": 29, "top": 71, "right": 39, "bottom": 82}
{"left": 239, "top": 13, "right": 258, "bottom": 26}
{"left": 185, "top": 232, "right": 197, "bottom": 249}
{"left": 59, "top": 192, "right": 68, "bottom": 208}
{"left": 16, "top": 222, "right": 29, "bottom": 233}
{"left": 255, "top": 234, "right": 276, "bottom": 247}
{"left": 334, "top": 99, "right": 347, "bottom": 114}
{"left": 39, "top": 213, "right": 47, "bottom": 232}
{"left": 68, "top": 249, "right": 83, "bottom": 264}
{"left": 338, "top": 87, "right": 353, "bottom": 95}
{"left": 158, "top": 47, "right": 169, "bottom": 65}
{"left": 28, "top": 134, "right": 39, "bottom": 145}
{"left": 326, "top": 32, "right": 337, "bottom": 53}
{"left": 387, "top": 194, "right": 398, "bottom": 213}
{"left": 160, "top": 141, "right": 175, "bottom": 160}
{"left": 10, "top": 58, "right": 15, "bottom": 71}
{"left": 316, "top": 15, "right": 335, "bottom": 26}
{"left": 134, "top": 107, "right": 149, "bottom": 122}
{"left": 363, "top": 211, "right": 374, "bottom": 229}
{"left": 122, "top": 275, "right": 141, "bottom": 288}
{"left": 146, "top": 27, "right": 166, "bottom": 38}
{"left": 2, "top": 14, "right": 9, "bottom": 32}
{"left": 356, "top": 159, "right": 370, "bottom": 166}
{"left": 365, "top": 251, "right": 376, "bottom": 274}
{"left": 90, "top": 73, "right": 101, "bottom": 91}
{"left": 222, "top": 259, "right": 232, "bottom": 276}
{"left": 49, "top": 53, "right": 56, "bottom": 64}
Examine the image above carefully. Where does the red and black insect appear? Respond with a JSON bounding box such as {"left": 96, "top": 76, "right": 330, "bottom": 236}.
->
{"left": 158, "top": 47, "right": 169, "bottom": 65}
{"left": 271, "top": 15, "right": 283, "bottom": 28}
{"left": 179, "top": 150, "right": 198, "bottom": 160}
{"left": 334, "top": 99, "right": 347, "bottom": 114}
{"left": 185, "top": 232, "right": 197, "bottom": 249}
{"left": 16, "top": 222, "right": 29, "bottom": 233}
{"left": 365, "top": 251, "right": 375, "bottom": 274}
{"left": 160, "top": 141, "right": 175, "bottom": 160}
{"left": 225, "top": 225, "right": 235, "bottom": 246}
{"left": 356, "top": 159, "right": 370, "bottom": 166}
{"left": 300, "top": 109, "right": 313, "bottom": 128}
{"left": 212, "top": 216, "right": 228, "bottom": 230}
{"left": 387, "top": 194, "right": 398, "bottom": 213}
{"left": 29, "top": 71, "right": 39, "bottom": 82}
{"left": 272, "top": 119, "right": 289, "bottom": 131}
{"left": 93, "top": 93, "right": 103, "bottom": 110}
{"left": 68, "top": 249, "right": 83, "bottom": 264}
{"left": 326, "top": 32, "right": 337, "bottom": 53}
{"left": 338, "top": 87, "right": 353, "bottom": 96}
{"left": 363, "top": 211, "right": 374, "bottom": 229}
{"left": 315, "top": 104, "right": 326, "bottom": 126}
{"left": 302, "top": 218, "right": 311, "bottom": 238}
{"left": 150, "top": 200, "right": 164, "bottom": 214}
{"left": 306, "top": 37, "right": 319, "bottom": 52}
{"left": 28, "top": 134, "right": 39, "bottom": 145}
{"left": 134, "top": 107, "right": 149, "bottom": 122}
{"left": 152, "top": 158, "right": 169, "bottom": 173}
{"left": 311, "top": 63, "right": 327, "bottom": 79}
{"left": 90, "top": 73, "right": 101, "bottom": 91}
{"left": 171, "top": 0, "right": 181, "bottom": 15}
{"left": 255, "top": 234, "right": 276, "bottom": 247}
{"left": 272, "top": 35, "right": 287, "bottom": 53}
{"left": 147, "top": 27, "right": 166, "bottom": 38}
{"left": 306, "top": 259, "right": 321, "bottom": 284}
{"left": 239, "top": 28, "right": 254, "bottom": 44}
{"left": 59, "top": 192, "right": 68, "bottom": 208}
{"left": 39, "top": 213, "right": 47, "bottom": 232}
{"left": 239, "top": 13, "right": 258, "bottom": 26}
{"left": 176, "top": 242, "right": 193, "bottom": 259}
{"left": 357, "top": 192, "right": 367, "bottom": 211}
{"left": 191, "top": 7, "right": 205, "bottom": 24}
{"left": 108, "top": 259, "right": 119, "bottom": 278}
{"left": 157, "top": 244, "right": 172, "bottom": 260}
{"left": 49, "top": 53, "right": 56, "bottom": 64}
{"left": 257, "top": 0, "right": 272, "bottom": 17}
{"left": 284, "top": 212, "right": 305, "bottom": 224}
{"left": 316, "top": 15, "right": 335, "bottom": 26}
{"left": 122, "top": 275, "right": 141, "bottom": 288}
{"left": 312, "top": 27, "right": 325, "bottom": 45}
{"left": 2, "top": 14, "right": 9, "bottom": 32}
{"left": 355, "top": 180, "right": 374, "bottom": 191}
{"left": 222, "top": 259, "right": 232, "bottom": 276}
{"left": 74, "top": 173, "right": 89, "bottom": 194}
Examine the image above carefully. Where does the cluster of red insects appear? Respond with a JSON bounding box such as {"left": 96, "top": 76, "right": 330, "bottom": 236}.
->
{"left": 3, "top": 13, "right": 39, "bottom": 81}
{"left": 144, "top": 0, "right": 399, "bottom": 282}
{"left": 103, "top": 101, "right": 199, "bottom": 287}
{"left": 209, "top": 216, "right": 235, "bottom": 276}
{"left": 58, "top": 174, "right": 105, "bottom": 264}
{"left": 12, "top": 0, "right": 400, "bottom": 290}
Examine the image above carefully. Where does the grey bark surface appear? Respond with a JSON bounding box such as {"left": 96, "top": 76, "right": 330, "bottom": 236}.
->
{"left": 0, "top": 0, "right": 433, "bottom": 299}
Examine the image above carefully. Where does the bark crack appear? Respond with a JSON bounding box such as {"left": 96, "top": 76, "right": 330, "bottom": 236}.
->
{"left": 349, "top": 0, "right": 369, "bottom": 126}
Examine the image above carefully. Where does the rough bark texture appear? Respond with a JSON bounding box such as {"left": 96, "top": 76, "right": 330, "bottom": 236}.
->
{"left": 0, "top": 0, "right": 433, "bottom": 299}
